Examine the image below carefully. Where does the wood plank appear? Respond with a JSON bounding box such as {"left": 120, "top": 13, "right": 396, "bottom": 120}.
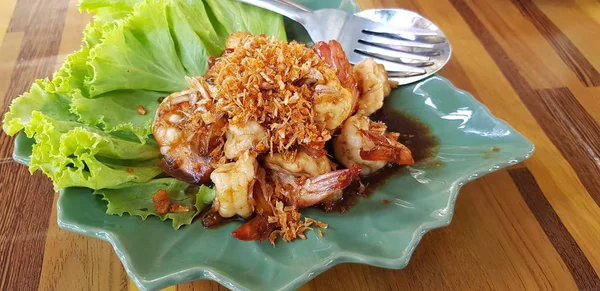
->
{"left": 408, "top": 0, "right": 600, "bottom": 276}
{"left": 357, "top": 0, "right": 385, "bottom": 9}
{"left": 463, "top": 0, "right": 581, "bottom": 89}
{"left": 534, "top": 0, "right": 600, "bottom": 78}
{"left": 6, "top": 0, "right": 36, "bottom": 33}
{"left": 0, "top": 0, "right": 70, "bottom": 158}
{"left": 529, "top": 87, "right": 600, "bottom": 206}
{"left": 575, "top": 0, "right": 600, "bottom": 25}
{"left": 302, "top": 171, "right": 578, "bottom": 290}
{"left": 0, "top": 0, "right": 18, "bottom": 45}
{"left": 129, "top": 278, "right": 177, "bottom": 291}
{"left": 568, "top": 85, "right": 600, "bottom": 124}
{"left": 37, "top": 194, "right": 129, "bottom": 291}
{"left": 0, "top": 32, "right": 24, "bottom": 117}
{"left": 3, "top": 0, "right": 69, "bottom": 103}
{"left": 509, "top": 167, "right": 600, "bottom": 290}
{"left": 0, "top": 163, "right": 54, "bottom": 291}
{"left": 509, "top": 0, "right": 600, "bottom": 87}
{"left": 177, "top": 280, "right": 225, "bottom": 291}
{"left": 53, "top": 0, "right": 92, "bottom": 71}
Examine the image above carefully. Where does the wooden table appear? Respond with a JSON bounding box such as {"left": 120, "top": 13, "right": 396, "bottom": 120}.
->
{"left": 1, "top": 0, "right": 600, "bottom": 290}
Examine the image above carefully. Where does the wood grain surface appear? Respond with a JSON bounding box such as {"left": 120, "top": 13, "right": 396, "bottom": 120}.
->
{"left": 1, "top": 0, "right": 599, "bottom": 290}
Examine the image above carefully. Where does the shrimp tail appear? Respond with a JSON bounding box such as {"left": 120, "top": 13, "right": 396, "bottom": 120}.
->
{"left": 296, "top": 165, "right": 361, "bottom": 208}
{"left": 314, "top": 40, "right": 359, "bottom": 105}
{"left": 253, "top": 167, "right": 274, "bottom": 216}
{"left": 298, "top": 142, "right": 327, "bottom": 159}
{"left": 359, "top": 130, "right": 415, "bottom": 165}
{"left": 231, "top": 215, "right": 276, "bottom": 242}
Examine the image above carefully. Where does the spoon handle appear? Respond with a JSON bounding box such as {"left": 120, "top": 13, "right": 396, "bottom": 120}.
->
{"left": 236, "top": 0, "right": 312, "bottom": 24}
{"left": 274, "top": 0, "right": 310, "bottom": 12}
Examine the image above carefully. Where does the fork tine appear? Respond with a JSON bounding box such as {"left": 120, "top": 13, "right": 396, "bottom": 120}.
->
{"left": 360, "top": 34, "right": 436, "bottom": 49}
{"left": 350, "top": 55, "right": 427, "bottom": 75}
{"left": 358, "top": 38, "right": 441, "bottom": 56}
{"left": 387, "top": 70, "right": 427, "bottom": 78}
{"left": 355, "top": 49, "right": 435, "bottom": 67}
{"left": 362, "top": 28, "right": 446, "bottom": 44}
{"left": 363, "top": 26, "right": 440, "bottom": 36}
{"left": 353, "top": 44, "right": 431, "bottom": 62}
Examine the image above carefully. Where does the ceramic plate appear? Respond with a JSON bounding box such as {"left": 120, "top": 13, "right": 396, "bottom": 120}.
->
{"left": 12, "top": 1, "right": 534, "bottom": 290}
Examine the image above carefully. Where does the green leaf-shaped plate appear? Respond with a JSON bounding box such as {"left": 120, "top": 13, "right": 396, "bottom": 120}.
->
{"left": 12, "top": 1, "right": 534, "bottom": 290}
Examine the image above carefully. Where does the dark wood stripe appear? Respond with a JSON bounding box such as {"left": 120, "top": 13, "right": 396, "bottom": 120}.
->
{"left": 532, "top": 88, "right": 600, "bottom": 205}
{"left": 508, "top": 168, "right": 600, "bottom": 290}
{"left": 448, "top": 0, "right": 532, "bottom": 94}
{"left": 0, "top": 0, "right": 69, "bottom": 289}
{"left": 6, "top": 0, "right": 36, "bottom": 33}
{"left": 1, "top": 0, "right": 69, "bottom": 158}
{"left": 449, "top": 0, "right": 600, "bottom": 207}
{"left": 510, "top": 0, "right": 600, "bottom": 87}
{"left": 4, "top": 0, "right": 69, "bottom": 102}
{"left": 0, "top": 164, "right": 55, "bottom": 291}
{"left": 450, "top": 0, "right": 600, "bottom": 285}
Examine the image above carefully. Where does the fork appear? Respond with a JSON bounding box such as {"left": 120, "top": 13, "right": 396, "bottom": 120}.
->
{"left": 236, "top": 0, "right": 451, "bottom": 83}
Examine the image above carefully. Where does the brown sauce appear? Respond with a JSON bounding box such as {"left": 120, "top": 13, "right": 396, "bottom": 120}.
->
{"left": 321, "top": 103, "right": 440, "bottom": 213}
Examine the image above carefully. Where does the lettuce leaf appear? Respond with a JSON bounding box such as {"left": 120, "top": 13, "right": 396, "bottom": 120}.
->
{"left": 2, "top": 80, "right": 75, "bottom": 136}
{"left": 166, "top": 0, "right": 212, "bottom": 75}
{"left": 3, "top": 0, "right": 288, "bottom": 229}
{"left": 170, "top": 0, "right": 226, "bottom": 57}
{"left": 24, "top": 111, "right": 162, "bottom": 190}
{"left": 47, "top": 48, "right": 90, "bottom": 95}
{"left": 69, "top": 90, "right": 164, "bottom": 142}
{"left": 85, "top": 1, "right": 188, "bottom": 97}
{"left": 94, "top": 179, "right": 215, "bottom": 229}
{"left": 82, "top": 20, "right": 118, "bottom": 47}
{"left": 3, "top": 80, "right": 162, "bottom": 190}
{"left": 204, "top": 0, "right": 287, "bottom": 41}
{"left": 82, "top": 0, "right": 288, "bottom": 97}
{"left": 79, "top": 0, "right": 144, "bottom": 23}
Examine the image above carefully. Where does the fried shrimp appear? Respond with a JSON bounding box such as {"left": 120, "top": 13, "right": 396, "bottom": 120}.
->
{"left": 204, "top": 34, "right": 339, "bottom": 154}
{"left": 264, "top": 151, "right": 334, "bottom": 177}
{"left": 224, "top": 120, "right": 269, "bottom": 160}
{"left": 151, "top": 33, "right": 420, "bottom": 244}
{"left": 334, "top": 115, "right": 414, "bottom": 176}
{"left": 314, "top": 40, "right": 359, "bottom": 103}
{"left": 312, "top": 40, "right": 358, "bottom": 130}
{"left": 210, "top": 151, "right": 258, "bottom": 218}
{"left": 152, "top": 78, "right": 226, "bottom": 184}
{"left": 353, "top": 58, "right": 399, "bottom": 116}
{"left": 272, "top": 165, "right": 361, "bottom": 208}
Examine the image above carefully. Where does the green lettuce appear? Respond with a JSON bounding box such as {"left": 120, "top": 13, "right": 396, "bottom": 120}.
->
{"left": 204, "top": 0, "right": 287, "bottom": 40}
{"left": 85, "top": 1, "right": 188, "bottom": 97}
{"left": 2, "top": 0, "right": 287, "bottom": 228}
{"left": 2, "top": 80, "right": 75, "bottom": 136}
{"left": 70, "top": 90, "right": 164, "bottom": 142}
{"left": 167, "top": 1, "right": 215, "bottom": 72}
{"left": 25, "top": 111, "right": 162, "bottom": 190}
{"left": 3, "top": 79, "right": 161, "bottom": 190}
{"left": 170, "top": 0, "right": 227, "bottom": 57}
{"left": 47, "top": 48, "right": 90, "bottom": 95}
{"left": 79, "top": 0, "right": 144, "bottom": 23}
{"left": 82, "top": 20, "right": 118, "bottom": 47}
{"left": 94, "top": 180, "right": 215, "bottom": 229}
